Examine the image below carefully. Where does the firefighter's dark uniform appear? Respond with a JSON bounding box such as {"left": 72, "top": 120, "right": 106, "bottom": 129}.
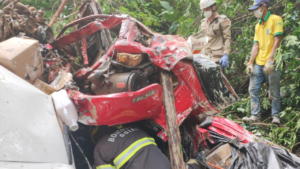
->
{"left": 93, "top": 125, "right": 171, "bottom": 169}
{"left": 93, "top": 125, "right": 204, "bottom": 169}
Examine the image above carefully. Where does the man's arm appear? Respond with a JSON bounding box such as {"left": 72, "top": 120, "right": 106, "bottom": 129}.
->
{"left": 249, "top": 43, "right": 260, "bottom": 63}
{"left": 268, "top": 35, "right": 283, "bottom": 60}
{"left": 220, "top": 17, "right": 231, "bottom": 55}
{"left": 94, "top": 142, "right": 116, "bottom": 169}
{"left": 198, "top": 19, "right": 207, "bottom": 36}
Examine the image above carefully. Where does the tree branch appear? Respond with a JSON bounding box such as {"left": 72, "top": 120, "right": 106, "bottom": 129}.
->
{"left": 57, "top": 11, "right": 79, "bottom": 22}
{"left": 221, "top": 111, "right": 238, "bottom": 116}
{"left": 232, "top": 0, "right": 250, "bottom": 18}
{"left": 49, "top": 0, "right": 70, "bottom": 27}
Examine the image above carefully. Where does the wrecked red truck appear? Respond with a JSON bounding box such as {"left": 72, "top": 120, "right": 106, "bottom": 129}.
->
{"left": 51, "top": 14, "right": 239, "bottom": 139}
{"left": 1, "top": 1, "right": 300, "bottom": 169}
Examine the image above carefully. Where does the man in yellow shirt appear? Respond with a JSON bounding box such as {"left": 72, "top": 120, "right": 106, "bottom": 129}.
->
{"left": 242, "top": 0, "right": 283, "bottom": 124}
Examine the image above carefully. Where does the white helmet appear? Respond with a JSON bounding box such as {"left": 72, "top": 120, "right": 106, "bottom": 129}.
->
{"left": 200, "top": 0, "right": 216, "bottom": 9}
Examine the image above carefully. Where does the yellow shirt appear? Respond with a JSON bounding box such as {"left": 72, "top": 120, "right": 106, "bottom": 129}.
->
{"left": 254, "top": 12, "right": 283, "bottom": 65}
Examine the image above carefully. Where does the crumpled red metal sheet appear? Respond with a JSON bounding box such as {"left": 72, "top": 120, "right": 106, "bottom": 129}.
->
{"left": 151, "top": 61, "right": 219, "bottom": 140}
{"left": 173, "top": 61, "right": 219, "bottom": 115}
{"left": 197, "top": 127, "right": 214, "bottom": 147}
{"left": 51, "top": 15, "right": 192, "bottom": 77}
{"left": 67, "top": 84, "right": 163, "bottom": 126}
{"left": 208, "top": 117, "right": 256, "bottom": 143}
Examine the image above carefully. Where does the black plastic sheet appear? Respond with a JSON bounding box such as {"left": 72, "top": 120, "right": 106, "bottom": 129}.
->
{"left": 208, "top": 130, "right": 231, "bottom": 144}
{"left": 195, "top": 151, "right": 211, "bottom": 169}
{"left": 228, "top": 137, "right": 300, "bottom": 169}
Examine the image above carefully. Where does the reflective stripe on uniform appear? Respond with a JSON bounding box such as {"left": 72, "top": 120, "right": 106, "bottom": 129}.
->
{"left": 113, "top": 137, "right": 157, "bottom": 169}
{"left": 96, "top": 164, "right": 116, "bottom": 169}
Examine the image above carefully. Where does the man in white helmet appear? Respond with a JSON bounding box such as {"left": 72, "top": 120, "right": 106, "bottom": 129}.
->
{"left": 199, "top": 0, "right": 231, "bottom": 69}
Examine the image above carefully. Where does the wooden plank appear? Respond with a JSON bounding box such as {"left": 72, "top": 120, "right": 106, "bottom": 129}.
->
{"left": 160, "top": 70, "right": 186, "bottom": 169}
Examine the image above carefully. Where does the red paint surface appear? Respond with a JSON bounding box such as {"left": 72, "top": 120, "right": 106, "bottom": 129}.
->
{"left": 208, "top": 117, "right": 256, "bottom": 143}
{"left": 151, "top": 81, "right": 197, "bottom": 138}
{"left": 81, "top": 38, "right": 89, "bottom": 65}
{"left": 197, "top": 127, "right": 214, "bottom": 147}
{"left": 173, "top": 61, "right": 219, "bottom": 115}
{"left": 68, "top": 84, "right": 163, "bottom": 126}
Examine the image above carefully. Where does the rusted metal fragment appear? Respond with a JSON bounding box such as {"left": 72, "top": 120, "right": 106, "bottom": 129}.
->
{"left": 81, "top": 38, "right": 89, "bottom": 65}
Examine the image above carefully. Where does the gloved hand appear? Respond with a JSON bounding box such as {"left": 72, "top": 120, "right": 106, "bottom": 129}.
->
{"left": 263, "top": 59, "right": 274, "bottom": 75}
{"left": 246, "top": 62, "right": 254, "bottom": 76}
{"left": 219, "top": 54, "right": 229, "bottom": 68}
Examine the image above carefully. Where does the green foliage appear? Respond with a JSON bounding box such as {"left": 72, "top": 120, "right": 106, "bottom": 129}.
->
{"left": 261, "top": 98, "right": 271, "bottom": 110}
{"left": 15, "top": 0, "right": 80, "bottom": 36}
{"left": 98, "top": 0, "right": 200, "bottom": 35}
{"left": 220, "top": 0, "right": 300, "bottom": 152}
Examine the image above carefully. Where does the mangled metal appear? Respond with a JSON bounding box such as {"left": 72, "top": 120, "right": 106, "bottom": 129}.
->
{"left": 73, "top": 0, "right": 112, "bottom": 66}
{"left": 49, "top": 13, "right": 240, "bottom": 140}
{"left": 51, "top": 15, "right": 192, "bottom": 72}
{"left": 68, "top": 84, "right": 163, "bottom": 126}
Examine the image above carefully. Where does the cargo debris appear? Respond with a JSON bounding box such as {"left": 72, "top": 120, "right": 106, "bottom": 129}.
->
{"left": 0, "top": 37, "right": 43, "bottom": 84}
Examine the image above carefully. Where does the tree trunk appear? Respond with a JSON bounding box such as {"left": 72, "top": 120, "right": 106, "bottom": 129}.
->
{"left": 160, "top": 70, "right": 186, "bottom": 169}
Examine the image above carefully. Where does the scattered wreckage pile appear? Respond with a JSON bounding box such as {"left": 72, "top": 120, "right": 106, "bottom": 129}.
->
{"left": 0, "top": 1, "right": 300, "bottom": 169}
{"left": 0, "top": 0, "right": 53, "bottom": 43}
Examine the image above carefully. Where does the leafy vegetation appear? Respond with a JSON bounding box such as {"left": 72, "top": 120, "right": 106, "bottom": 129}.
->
{"left": 12, "top": 0, "right": 300, "bottom": 154}
{"left": 221, "top": 0, "right": 300, "bottom": 154}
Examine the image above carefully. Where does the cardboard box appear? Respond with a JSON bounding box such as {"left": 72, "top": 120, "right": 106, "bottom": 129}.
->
{"left": 33, "top": 79, "right": 57, "bottom": 95}
{"left": 207, "top": 144, "right": 232, "bottom": 168}
{"left": 0, "top": 37, "right": 43, "bottom": 84}
{"left": 50, "top": 69, "right": 73, "bottom": 90}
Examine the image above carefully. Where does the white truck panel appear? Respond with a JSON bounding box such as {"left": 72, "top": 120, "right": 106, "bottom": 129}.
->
{"left": 0, "top": 66, "right": 69, "bottom": 164}
{"left": 0, "top": 162, "right": 74, "bottom": 169}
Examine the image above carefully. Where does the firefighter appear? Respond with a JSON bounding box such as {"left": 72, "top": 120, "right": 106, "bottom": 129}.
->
{"left": 93, "top": 125, "right": 204, "bottom": 169}
{"left": 199, "top": 0, "right": 231, "bottom": 69}
{"left": 242, "top": 0, "right": 283, "bottom": 125}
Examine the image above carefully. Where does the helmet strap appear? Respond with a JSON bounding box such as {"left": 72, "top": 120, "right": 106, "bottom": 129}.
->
{"left": 210, "top": 5, "right": 216, "bottom": 12}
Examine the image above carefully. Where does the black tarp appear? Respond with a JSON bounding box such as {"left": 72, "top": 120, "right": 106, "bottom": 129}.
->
{"left": 208, "top": 135, "right": 300, "bottom": 169}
